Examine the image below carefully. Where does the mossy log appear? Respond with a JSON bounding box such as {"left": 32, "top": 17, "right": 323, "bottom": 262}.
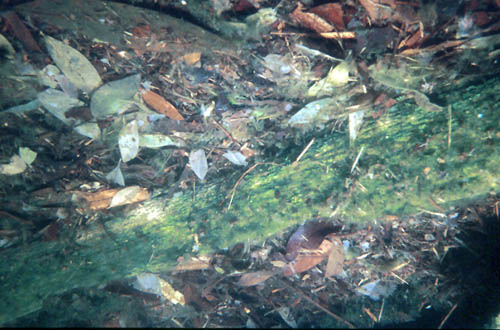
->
{"left": 1, "top": 76, "right": 499, "bottom": 325}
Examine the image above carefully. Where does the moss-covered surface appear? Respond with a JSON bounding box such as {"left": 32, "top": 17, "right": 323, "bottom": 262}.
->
{"left": 1, "top": 72, "right": 498, "bottom": 324}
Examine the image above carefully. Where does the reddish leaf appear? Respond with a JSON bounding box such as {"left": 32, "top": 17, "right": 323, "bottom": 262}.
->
{"left": 290, "top": 3, "right": 334, "bottom": 33}
{"left": 4, "top": 11, "right": 42, "bottom": 52}
{"left": 285, "top": 218, "right": 342, "bottom": 261}
{"left": 359, "top": 0, "right": 393, "bottom": 23}
{"left": 283, "top": 238, "right": 333, "bottom": 276}
{"left": 309, "top": 3, "right": 345, "bottom": 30}
{"left": 141, "top": 89, "right": 185, "bottom": 120}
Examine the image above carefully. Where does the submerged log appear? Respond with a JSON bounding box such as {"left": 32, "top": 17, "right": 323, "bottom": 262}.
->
{"left": 1, "top": 72, "right": 499, "bottom": 324}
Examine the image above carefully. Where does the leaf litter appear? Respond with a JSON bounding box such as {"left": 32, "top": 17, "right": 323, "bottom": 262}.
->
{"left": 1, "top": 0, "right": 500, "bottom": 327}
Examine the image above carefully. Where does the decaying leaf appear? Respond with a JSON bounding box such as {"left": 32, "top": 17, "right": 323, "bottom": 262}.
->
{"left": 0, "top": 155, "right": 27, "bottom": 175}
{"left": 291, "top": 3, "right": 334, "bottom": 33}
{"left": 106, "top": 162, "right": 125, "bottom": 187}
{"left": 223, "top": 150, "right": 248, "bottom": 166}
{"left": 237, "top": 270, "right": 276, "bottom": 287}
{"left": 141, "top": 89, "right": 184, "bottom": 120}
{"left": 359, "top": 0, "right": 393, "bottom": 23}
{"left": 175, "top": 255, "right": 211, "bottom": 271}
{"left": 38, "top": 88, "right": 84, "bottom": 125}
{"left": 189, "top": 149, "right": 208, "bottom": 180}
{"left": 90, "top": 74, "right": 141, "bottom": 119}
{"left": 181, "top": 52, "right": 201, "bottom": 65}
{"left": 308, "top": 3, "right": 345, "bottom": 30}
{"left": 283, "top": 238, "right": 333, "bottom": 276}
{"left": 133, "top": 273, "right": 163, "bottom": 296}
{"left": 285, "top": 218, "right": 342, "bottom": 261}
{"left": 160, "top": 279, "right": 185, "bottom": 305}
{"left": 72, "top": 189, "right": 120, "bottom": 210}
{"left": 277, "top": 307, "right": 297, "bottom": 328}
{"left": 139, "top": 134, "right": 187, "bottom": 148}
{"left": 108, "top": 185, "right": 150, "bottom": 208}
{"left": 307, "top": 61, "right": 350, "bottom": 97}
{"left": 349, "top": 110, "right": 365, "bottom": 144}
{"left": 72, "top": 186, "right": 149, "bottom": 210}
{"left": 325, "top": 237, "right": 345, "bottom": 277}
{"left": 119, "top": 120, "right": 140, "bottom": 163}
{"left": 44, "top": 35, "right": 102, "bottom": 93}
{"left": 19, "top": 147, "right": 37, "bottom": 166}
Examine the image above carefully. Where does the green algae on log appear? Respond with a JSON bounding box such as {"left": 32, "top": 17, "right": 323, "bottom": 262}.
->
{"left": 1, "top": 76, "right": 499, "bottom": 325}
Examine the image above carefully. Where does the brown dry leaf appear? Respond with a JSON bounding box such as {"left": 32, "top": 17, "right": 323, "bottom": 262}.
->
{"left": 141, "top": 89, "right": 185, "bottom": 120}
{"left": 359, "top": 0, "right": 393, "bottom": 23}
{"left": 285, "top": 218, "right": 342, "bottom": 261}
{"left": 175, "top": 255, "right": 212, "bottom": 271}
{"left": 72, "top": 189, "right": 120, "bottom": 210}
{"left": 325, "top": 237, "right": 344, "bottom": 277}
{"left": 237, "top": 270, "right": 276, "bottom": 287}
{"left": 283, "top": 255, "right": 325, "bottom": 276}
{"left": 309, "top": 3, "right": 345, "bottom": 30}
{"left": 283, "top": 239, "right": 333, "bottom": 276}
{"left": 290, "top": 3, "right": 334, "bottom": 33}
{"left": 182, "top": 52, "right": 201, "bottom": 66}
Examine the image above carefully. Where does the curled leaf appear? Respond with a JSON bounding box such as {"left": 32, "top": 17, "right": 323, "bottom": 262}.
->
{"left": 285, "top": 218, "right": 342, "bottom": 261}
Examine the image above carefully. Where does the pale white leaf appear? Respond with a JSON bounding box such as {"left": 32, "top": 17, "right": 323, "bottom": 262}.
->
{"left": 0, "top": 155, "right": 27, "bottom": 175}
{"left": 119, "top": 120, "right": 139, "bottom": 163}
{"left": 109, "top": 185, "right": 141, "bottom": 208}
{"left": 74, "top": 122, "right": 101, "bottom": 139}
{"left": 223, "top": 150, "right": 247, "bottom": 166}
{"left": 349, "top": 110, "right": 365, "bottom": 143}
{"left": 189, "top": 149, "right": 208, "bottom": 180}
{"left": 19, "top": 147, "right": 37, "bottom": 166}
{"left": 106, "top": 162, "right": 125, "bottom": 186}
{"left": 139, "top": 134, "right": 186, "bottom": 148}
{"left": 133, "top": 273, "right": 162, "bottom": 296}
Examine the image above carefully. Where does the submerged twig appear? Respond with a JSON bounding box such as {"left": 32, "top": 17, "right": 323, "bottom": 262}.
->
{"left": 438, "top": 302, "right": 457, "bottom": 329}
{"left": 292, "top": 138, "right": 315, "bottom": 167}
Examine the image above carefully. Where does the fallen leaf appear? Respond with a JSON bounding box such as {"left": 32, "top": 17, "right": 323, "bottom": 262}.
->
{"left": 291, "top": 3, "right": 334, "bottom": 33}
{"left": 72, "top": 189, "right": 119, "bottom": 210}
{"left": 223, "top": 150, "right": 248, "bottom": 166}
{"left": 0, "top": 154, "right": 26, "bottom": 175}
{"left": 189, "top": 149, "right": 208, "bottom": 180}
{"left": 359, "top": 0, "right": 393, "bottom": 23}
{"left": 309, "top": 3, "right": 345, "bottom": 30}
{"left": 237, "top": 270, "right": 276, "bottom": 287}
{"left": 141, "top": 89, "right": 184, "bottom": 120}
{"left": 108, "top": 185, "right": 150, "bottom": 208}
{"left": 182, "top": 52, "right": 201, "bottom": 66}
{"left": 90, "top": 74, "right": 141, "bottom": 119}
{"left": 119, "top": 120, "right": 140, "bottom": 163}
{"left": 45, "top": 35, "right": 102, "bottom": 93}
{"left": 283, "top": 254, "right": 325, "bottom": 276}
{"left": 325, "top": 237, "right": 344, "bottom": 277}
{"left": 285, "top": 218, "right": 342, "bottom": 261}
